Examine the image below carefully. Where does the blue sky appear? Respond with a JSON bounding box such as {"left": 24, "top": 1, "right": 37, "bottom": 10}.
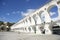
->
{"left": 0, "top": 0, "right": 58, "bottom": 23}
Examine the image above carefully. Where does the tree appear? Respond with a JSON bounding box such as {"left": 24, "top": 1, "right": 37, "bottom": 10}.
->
{"left": 7, "top": 22, "right": 15, "bottom": 31}
{"left": 0, "top": 21, "right": 15, "bottom": 31}
{"left": 0, "top": 21, "right": 4, "bottom": 26}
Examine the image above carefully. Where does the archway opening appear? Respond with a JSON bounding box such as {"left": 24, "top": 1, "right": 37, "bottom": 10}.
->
{"left": 48, "top": 5, "right": 58, "bottom": 21}
{"left": 38, "top": 11, "right": 45, "bottom": 23}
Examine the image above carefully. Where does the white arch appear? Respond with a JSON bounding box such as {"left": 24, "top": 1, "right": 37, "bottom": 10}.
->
{"left": 30, "top": 17, "right": 35, "bottom": 25}
{"left": 33, "top": 14, "right": 42, "bottom": 24}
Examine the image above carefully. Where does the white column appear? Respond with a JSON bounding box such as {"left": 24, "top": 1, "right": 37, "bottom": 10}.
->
{"left": 24, "top": 21, "right": 29, "bottom": 32}
{"left": 23, "top": 27, "right": 26, "bottom": 32}
{"left": 44, "top": 24, "right": 52, "bottom": 34}
{"left": 30, "top": 27, "right": 34, "bottom": 33}
{"left": 43, "top": 11, "right": 52, "bottom": 34}
{"left": 57, "top": 4, "right": 60, "bottom": 20}
{"left": 30, "top": 17, "right": 35, "bottom": 25}
{"left": 44, "top": 11, "right": 51, "bottom": 23}
{"left": 26, "top": 27, "right": 29, "bottom": 32}
{"left": 35, "top": 14, "right": 42, "bottom": 24}
{"left": 27, "top": 19, "right": 30, "bottom": 26}
{"left": 34, "top": 14, "right": 43, "bottom": 34}
{"left": 36, "top": 26, "right": 42, "bottom": 34}
{"left": 24, "top": 21, "right": 27, "bottom": 27}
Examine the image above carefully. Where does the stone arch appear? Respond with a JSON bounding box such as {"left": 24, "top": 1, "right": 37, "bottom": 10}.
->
{"left": 47, "top": 5, "right": 58, "bottom": 13}
{"left": 39, "top": 25, "right": 45, "bottom": 34}
{"left": 30, "top": 16, "right": 35, "bottom": 25}
{"left": 38, "top": 11, "right": 44, "bottom": 16}
{"left": 32, "top": 14, "right": 36, "bottom": 24}
{"left": 32, "top": 26, "right": 36, "bottom": 33}
{"left": 38, "top": 11, "right": 45, "bottom": 23}
{"left": 47, "top": 4, "right": 58, "bottom": 20}
{"left": 28, "top": 27, "right": 31, "bottom": 31}
{"left": 28, "top": 17, "right": 31, "bottom": 23}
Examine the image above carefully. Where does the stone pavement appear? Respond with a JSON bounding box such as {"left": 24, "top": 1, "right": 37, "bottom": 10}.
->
{"left": 0, "top": 32, "right": 19, "bottom": 40}
{"left": 0, "top": 32, "right": 60, "bottom": 40}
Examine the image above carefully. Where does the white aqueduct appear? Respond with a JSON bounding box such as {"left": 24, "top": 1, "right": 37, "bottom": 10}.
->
{"left": 11, "top": 0, "right": 60, "bottom": 35}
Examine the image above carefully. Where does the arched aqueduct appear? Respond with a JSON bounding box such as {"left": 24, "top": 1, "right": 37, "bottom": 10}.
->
{"left": 11, "top": 0, "right": 60, "bottom": 35}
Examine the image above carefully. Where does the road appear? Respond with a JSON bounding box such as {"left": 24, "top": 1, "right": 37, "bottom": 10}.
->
{"left": 0, "top": 32, "right": 60, "bottom": 40}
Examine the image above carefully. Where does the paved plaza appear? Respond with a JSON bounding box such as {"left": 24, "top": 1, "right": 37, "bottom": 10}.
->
{"left": 0, "top": 32, "right": 60, "bottom": 40}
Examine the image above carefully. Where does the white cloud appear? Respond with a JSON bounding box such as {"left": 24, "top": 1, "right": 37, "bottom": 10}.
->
{"left": 50, "top": 12, "right": 56, "bottom": 16}
{"left": 21, "top": 9, "right": 36, "bottom": 17}
{"left": 50, "top": 12, "right": 58, "bottom": 21}
{"left": 12, "top": 11, "right": 20, "bottom": 14}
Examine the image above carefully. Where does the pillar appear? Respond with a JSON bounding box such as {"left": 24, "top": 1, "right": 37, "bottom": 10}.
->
{"left": 26, "top": 27, "right": 29, "bottom": 32}
{"left": 30, "top": 27, "right": 34, "bottom": 33}
{"left": 36, "top": 25, "right": 43, "bottom": 34}
{"left": 57, "top": 3, "right": 60, "bottom": 20}
{"left": 23, "top": 27, "right": 26, "bottom": 32}
{"left": 30, "top": 17, "right": 35, "bottom": 25}
{"left": 44, "top": 23, "right": 52, "bottom": 34}
{"left": 24, "top": 21, "right": 29, "bottom": 32}
{"left": 27, "top": 19, "right": 30, "bottom": 26}
{"left": 44, "top": 11, "right": 51, "bottom": 23}
{"left": 35, "top": 14, "right": 42, "bottom": 24}
{"left": 32, "top": 14, "right": 43, "bottom": 34}
{"left": 43, "top": 10, "right": 52, "bottom": 34}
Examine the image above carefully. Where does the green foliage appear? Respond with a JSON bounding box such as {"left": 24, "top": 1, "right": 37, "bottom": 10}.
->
{"left": 0, "top": 21, "right": 4, "bottom": 26}
{"left": 7, "top": 22, "right": 15, "bottom": 27}
{"left": 0, "top": 21, "right": 15, "bottom": 31}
